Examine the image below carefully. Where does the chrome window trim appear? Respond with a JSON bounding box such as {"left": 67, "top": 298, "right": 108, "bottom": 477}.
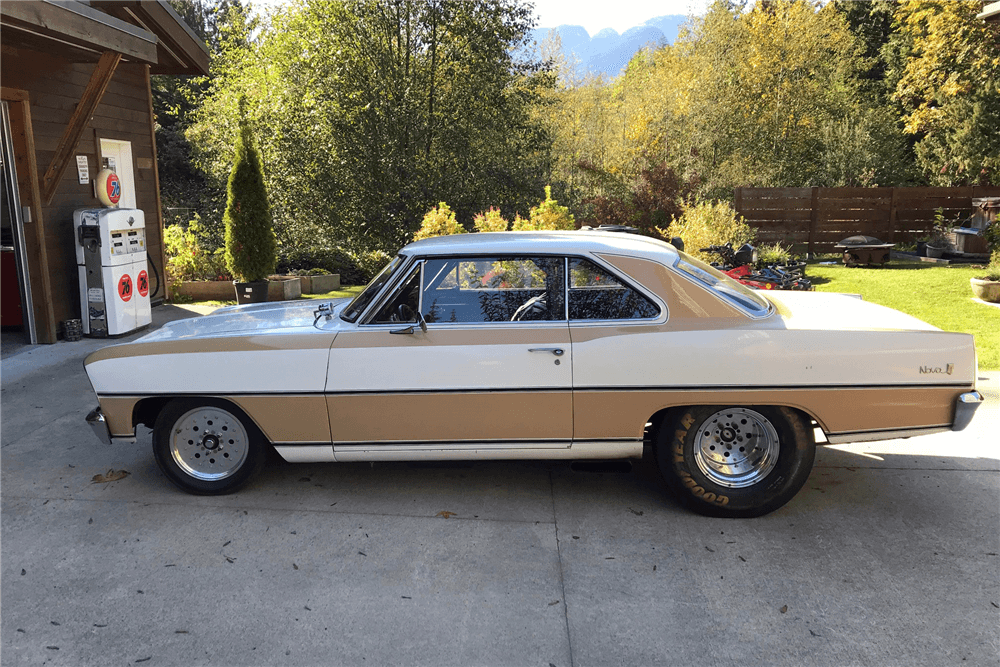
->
{"left": 342, "top": 253, "right": 411, "bottom": 324}
{"left": 567, "top": 254, "right": 668, "bottom": 326}
{"left": 357, "top": 255, "right": 422, "bottom": 326}
{"left": 668, "top": 256, "right": 773, "bottom": 321}
{"left": 357, "top": 252, "right": 668, "bottom": 328}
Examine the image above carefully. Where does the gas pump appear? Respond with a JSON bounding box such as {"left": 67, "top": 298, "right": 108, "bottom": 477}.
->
{"left": 74, "top": 207, "right": 152, "bottom": 336}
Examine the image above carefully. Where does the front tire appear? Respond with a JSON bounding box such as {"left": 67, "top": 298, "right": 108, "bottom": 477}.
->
{"left": 152, "top": 399, "right": 266, "bottom": 495}
{"left": 656, "top": 406, "right": 815, "bottom": 518}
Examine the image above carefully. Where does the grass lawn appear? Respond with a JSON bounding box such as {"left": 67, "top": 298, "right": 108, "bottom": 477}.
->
{"left": 808, "top": 260, "right": 999, "bottom": 370}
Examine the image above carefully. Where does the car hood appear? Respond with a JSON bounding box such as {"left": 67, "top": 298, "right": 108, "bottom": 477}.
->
{"left": 136, "top": 298, "right": 353, "bottom": 342}
{"left": 761, "top": 291, "right": 940, "bottom": 332}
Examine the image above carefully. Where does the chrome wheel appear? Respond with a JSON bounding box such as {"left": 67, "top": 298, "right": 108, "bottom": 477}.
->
{"left": 693, "top": 407, "right": 780, "bottom": 489}
{"left": 169, "top": 406, "right": 249, "bottom": 481}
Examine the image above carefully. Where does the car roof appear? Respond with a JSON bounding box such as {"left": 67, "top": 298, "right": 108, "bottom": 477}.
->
{"left": 399, "top": 230, "right": 680, "bottom": 263}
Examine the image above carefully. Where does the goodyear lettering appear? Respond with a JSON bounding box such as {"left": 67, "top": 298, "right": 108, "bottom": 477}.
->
{"left": 680, "top": 413, "right": 696, "bottom": 429}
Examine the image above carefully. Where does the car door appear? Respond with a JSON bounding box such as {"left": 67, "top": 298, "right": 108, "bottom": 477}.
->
{"left": 566, "top": 255, "right": 666, "bottom": 445}
{"left": 326, "top": 255, "right": 572, "bottom": 456}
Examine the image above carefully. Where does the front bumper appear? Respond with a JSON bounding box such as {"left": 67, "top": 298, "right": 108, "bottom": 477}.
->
{"left": 953, "top": 391, "right": 984, "bottom": 431}
{"left": 86, "top": 406, "right": 135, "bottom": 445}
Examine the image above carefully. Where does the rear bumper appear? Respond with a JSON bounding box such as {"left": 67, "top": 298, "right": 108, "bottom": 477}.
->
{"left": 86, "top": 407, "right": 136, "bottom": 445}
{"left": 953, "top": 391, "right": 984, "bottom": 431}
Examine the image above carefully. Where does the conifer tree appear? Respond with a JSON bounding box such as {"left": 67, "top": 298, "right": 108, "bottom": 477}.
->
{"left": 224, "top": 98, "right": 276, "bottom": 283}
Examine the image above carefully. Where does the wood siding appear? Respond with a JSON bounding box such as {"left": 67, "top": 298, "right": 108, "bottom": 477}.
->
{"left": 735, "top": 186, "right": 1000, "bottom": 255}
{"left": 2, "top": 46, "right": 165, "bottom": 338}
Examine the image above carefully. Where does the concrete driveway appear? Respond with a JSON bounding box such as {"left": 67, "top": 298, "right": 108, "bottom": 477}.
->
{"left": 2, "top": 305, "right": 998, "bottom": 666}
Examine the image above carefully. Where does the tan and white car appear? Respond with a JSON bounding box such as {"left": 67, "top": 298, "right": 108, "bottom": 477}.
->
{"left": 85, "top": 232, "right": 983, "bottom": 516}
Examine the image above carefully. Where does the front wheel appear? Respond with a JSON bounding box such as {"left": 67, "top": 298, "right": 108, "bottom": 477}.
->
{"left": 656, "top": 406, "right": 815, "bottom": 518}
{"left": 152, "top": 399, "right": 266, "bottom": 495}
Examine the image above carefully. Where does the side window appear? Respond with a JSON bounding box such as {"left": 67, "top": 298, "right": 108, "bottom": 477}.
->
{"left": 421, "top": 257, "right": 565, "bottom": 323}
{"left": 568, "top": 258, "right": 660, "bottom": 321}
{"left": 370, "top": 264, "right": 420, "bottom": 323}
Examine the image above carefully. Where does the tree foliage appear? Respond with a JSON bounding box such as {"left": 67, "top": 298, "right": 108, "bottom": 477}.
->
{"left": 893, "top": 0, "right": 1000, "bottom": 185}
{"left": 190, "top": 0, "right": 553, "bottom": 257}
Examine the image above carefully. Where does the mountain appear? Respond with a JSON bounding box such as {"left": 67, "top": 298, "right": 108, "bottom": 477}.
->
{"left": 531, "top": 14, "right": 686, "bottom": 79}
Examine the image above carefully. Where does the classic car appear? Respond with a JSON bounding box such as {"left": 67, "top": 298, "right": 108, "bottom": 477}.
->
{"left": 84, "top": 231, "right": 984, "bottom": 517}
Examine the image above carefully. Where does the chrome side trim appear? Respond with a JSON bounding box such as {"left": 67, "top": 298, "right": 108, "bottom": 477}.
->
{"left": 274, "top": 444, "right": 337, "bottom": 463}
{"left": 825, "top": 426, "right": 950, "bottom": 445}
{"left": 953, "top": 391, "right": 984, "bottom": 431}
{"left": 333, "top": 440, "right": 643, "bottom": 462}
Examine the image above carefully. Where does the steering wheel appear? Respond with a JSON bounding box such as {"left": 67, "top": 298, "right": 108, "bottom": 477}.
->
{"left": 390, "top": 303, "right": 415, "bottom": 323}
{"left": 511, "top": 295, "right": 547, "bottom": 322}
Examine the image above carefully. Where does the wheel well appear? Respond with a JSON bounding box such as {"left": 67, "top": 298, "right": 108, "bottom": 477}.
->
{"left": 134, "top": 396, "right": 173, "bottom": 430}
{"left": 644, "top": 404, "right": 818, "bottom": 448}
{"left": 133, "top": 396, "right": 270, "bottom": 442}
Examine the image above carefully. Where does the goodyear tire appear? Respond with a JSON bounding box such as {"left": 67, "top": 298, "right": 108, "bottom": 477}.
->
{"left": 656, "top": 406, "right": 815, "bottom": 518}
{"left": 152, "top": 399, "right": 266, "bottom": 495}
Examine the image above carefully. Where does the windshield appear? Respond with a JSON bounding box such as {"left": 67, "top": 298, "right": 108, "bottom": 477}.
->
{"left": 672, "top": 250, "right": 772, "bottom": 316}
{"left": 340, "top": 255, "right": 406, "bottom": 322}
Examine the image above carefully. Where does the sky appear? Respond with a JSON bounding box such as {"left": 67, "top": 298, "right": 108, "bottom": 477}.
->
{"left": 251, "top": 0, "right": 714, "bottom": 38}
{"left": 530, "top": 0, "right": 712, "bottom": 36}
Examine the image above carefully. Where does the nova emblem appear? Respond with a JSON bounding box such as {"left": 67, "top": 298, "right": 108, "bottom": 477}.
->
{"left": 920, "top": 364, "right": 953, "bottom": 375}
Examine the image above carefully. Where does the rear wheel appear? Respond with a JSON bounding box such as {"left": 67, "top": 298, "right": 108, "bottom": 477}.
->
{"left": 152, "top": 399, "right": 266, "bottom": 495}
{"left": 656, "top": 406, "right": 815, "bottom": 518}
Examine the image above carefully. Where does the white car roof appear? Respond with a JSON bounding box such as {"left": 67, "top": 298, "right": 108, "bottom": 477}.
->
{"left": 400, "top": 230, "right": 680, "bottom": 263}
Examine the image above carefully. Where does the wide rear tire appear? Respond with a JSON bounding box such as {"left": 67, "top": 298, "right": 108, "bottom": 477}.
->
{"left": 656, "top": 405, "right": 815, "bottom": 518}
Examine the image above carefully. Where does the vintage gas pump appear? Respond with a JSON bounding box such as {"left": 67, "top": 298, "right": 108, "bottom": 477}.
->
{"left": 74, "top": 174, "right": 152, "bottom": 336}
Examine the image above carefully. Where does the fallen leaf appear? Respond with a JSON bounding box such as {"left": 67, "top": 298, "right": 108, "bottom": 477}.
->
{"left": 705, "top": 546, "right": 715, "bottom": 553}
{"left": 738, "top": 556, "right": 747, "bottom": 562}
{"left": 992, "top": 602, "right": 999, "bottom": 609}
{"left": 628, "top": 508, "right": 643, "bottom": 516}
{"left": 548, "top": 600, "right": 560, "bottom": 606}
{"left": 780, "top": 605, "right": 788, "bottom": 614}
{"left": 304, "top": 606, "right": 311, "bottom": 611}
{"left": 292, "top": 563, "right": 299, "bottom": 570}
{"left": 46, "top": 646, "right": 59, "bottom": 650}
{"left": 401, "top": 596, "right": 412, "bottom": 599}
{"left": 175, "top": 630, "right": 188, "bottom": 634}
{"left": 91, "top": 469, "right": 129, "bottom": 483}
{"left": 136, "top": 657, "right": 152, "bottom": 663}
{"left": 436, "top": 511, "right": 456, "bottom": 519}
{"left": 88, "top": 518, "right": 93, "bottom": 524}
{"left": 51, "top": 621, "right": 60, "bottom": 626}
{"left": 93, "top": 624, "right": 107, "bottom": 628}
{"left": 21, "top": 569, "right": 25, "bottom": 576}
{"left": 223, "top": 540, "right": 231, "bottom": 547}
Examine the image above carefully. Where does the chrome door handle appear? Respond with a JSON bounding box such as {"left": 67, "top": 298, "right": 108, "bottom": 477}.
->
{"left": 528, "top": 347, "right": 564, "bottom": 356}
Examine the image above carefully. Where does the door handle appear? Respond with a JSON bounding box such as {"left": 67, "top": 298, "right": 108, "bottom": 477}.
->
{"left": 528, "top": 347, "right": 564, "bottom": 356}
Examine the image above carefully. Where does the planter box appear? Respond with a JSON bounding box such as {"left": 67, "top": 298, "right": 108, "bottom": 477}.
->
{"left": 971, "top": 278, "right": 1000, "bottom": 303}
{"left": 267, "top": 277, "right": 302, "bottom": 301}
{"left": 170, "top": 280, "right": 237, "bottom": 301}
{"left": 300, "top": 274, "right": 341, "bottom": 294}
{"left": 171, "top": 278, "right": 303, "bottom": 302}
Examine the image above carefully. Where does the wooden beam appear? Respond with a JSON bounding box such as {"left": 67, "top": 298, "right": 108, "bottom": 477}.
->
{"left": 1, "top": 89, "right": 58, "bottom": 343}
{"left": 0, "top": 1, "right": 158, "bottom": 64}
{"left": 40, "top": 50, "right": 121, "bottom": 205}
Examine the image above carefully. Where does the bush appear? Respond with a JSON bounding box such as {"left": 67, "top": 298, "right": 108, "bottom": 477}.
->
{"left": 223, "top": 101, "right": 276, "bottom": 283}
{"left": 660, "top": 201, "right": 756, "bottom": 263}
{"left": 756, "top": 242, "right": 792, "bottom": 266}
{"left": 514, "top": 186, "right": 575, "bottom": 231}
{"left": 473, "top": 207, "right": 509, "bottom": 232}
{"left": 349, "top": 249, "right": 394, "bottom": 283}
{"left": 164, "top": 215, "right": 229, "bottom": 282}
{"left": 275, "top": 246, "right": 367, "bottom": 285}
{"left": 414, "top": 202, "right": 466, "bottom": 241}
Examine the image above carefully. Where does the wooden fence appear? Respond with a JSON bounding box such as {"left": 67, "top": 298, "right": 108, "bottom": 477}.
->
{"left": 734, "top": 186, "right": 1000, "bottom": 255}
